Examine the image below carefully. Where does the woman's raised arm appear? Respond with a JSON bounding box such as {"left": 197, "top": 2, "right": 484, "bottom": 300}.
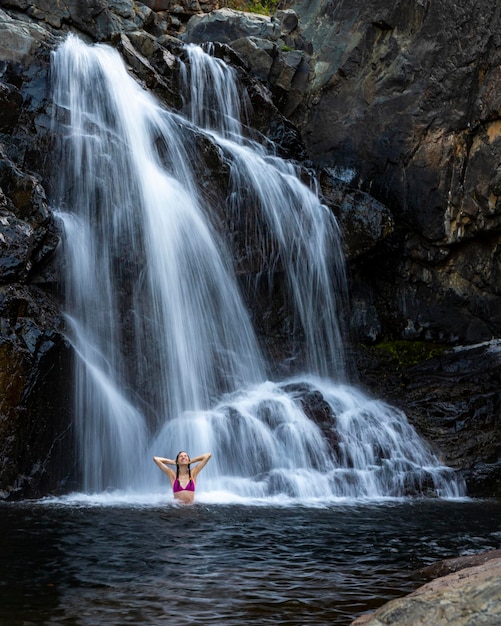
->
{"left": 154, "top": 456, "right": 176, "bottom": 465}
{"left": 153, "top": 456, "right": 176, "bottom": 483}
{"left": 190, "top": 452, "right": 212, "bottom": 479}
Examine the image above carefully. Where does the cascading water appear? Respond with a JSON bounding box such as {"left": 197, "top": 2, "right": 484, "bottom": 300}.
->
{"left": 183, "top": 43, "right": 348, "bottom": 378}
{"left": 51, "top": 35, "right": 465, "bottom": 501}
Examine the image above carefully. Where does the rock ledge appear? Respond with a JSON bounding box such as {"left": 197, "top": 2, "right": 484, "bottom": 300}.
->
{"left": 352, "top": 551, "right": 501, "bottom": 626}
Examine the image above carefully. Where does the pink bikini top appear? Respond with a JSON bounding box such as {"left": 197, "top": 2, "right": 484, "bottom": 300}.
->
{"left": 173, "top": 478, "right": 195, "bottom": 493}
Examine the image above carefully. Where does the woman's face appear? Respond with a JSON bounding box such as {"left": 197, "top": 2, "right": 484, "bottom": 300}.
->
{"left": 176, "top": 451, "right": 190, "bottom": 465}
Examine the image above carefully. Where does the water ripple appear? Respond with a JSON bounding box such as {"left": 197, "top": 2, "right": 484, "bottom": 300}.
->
{"left": 1, "top": 500, "right": 500, "bottom": 625}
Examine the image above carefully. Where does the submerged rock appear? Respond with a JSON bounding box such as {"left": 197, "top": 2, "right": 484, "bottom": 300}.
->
{"left": 419, "top": 549, "right": 501, "bottom": 580}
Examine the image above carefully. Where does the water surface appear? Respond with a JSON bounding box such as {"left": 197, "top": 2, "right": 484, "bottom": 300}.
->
{"left": 1, "top": 498, "right": 499, "bottom": 625}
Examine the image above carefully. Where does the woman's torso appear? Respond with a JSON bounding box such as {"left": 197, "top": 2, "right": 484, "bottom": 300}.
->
{"left": 172, "top": 477, "right": 195, "bottom": 503}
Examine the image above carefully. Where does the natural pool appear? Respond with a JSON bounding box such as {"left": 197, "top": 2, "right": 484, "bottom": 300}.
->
{"left": 1, "top": 497, "right": 500, "bottom": 625}
{"left": 4, "top": 26, "right": 498, "bottom": 626}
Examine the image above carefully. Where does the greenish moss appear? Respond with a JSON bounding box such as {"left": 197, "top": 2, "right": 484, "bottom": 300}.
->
{"left": 373, "top": 340, "right": 447, "bottom": 367}
{"left": 222, "top": 0, "right": 278, "bottom": 15}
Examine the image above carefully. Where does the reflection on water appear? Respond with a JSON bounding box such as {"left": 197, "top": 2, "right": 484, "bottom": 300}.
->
{"left": 1, "top": 500, "right": 500, "bottom": 625}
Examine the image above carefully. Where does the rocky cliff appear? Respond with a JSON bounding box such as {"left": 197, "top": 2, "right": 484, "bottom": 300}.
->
{"left": 290, "top": 0, "right": 501, "bottom": 495}
{"left": 0, "top": 0, "right": 500, "bottom": 498}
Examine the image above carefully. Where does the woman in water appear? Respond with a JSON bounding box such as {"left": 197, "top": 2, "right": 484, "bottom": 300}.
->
{"left": 153, "top": 451, "right": 211, "bottom": 503}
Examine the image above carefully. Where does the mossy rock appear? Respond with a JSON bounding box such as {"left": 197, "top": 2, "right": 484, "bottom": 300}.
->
{"left": 373, "top": 340, "right": 448, "bottom": 369}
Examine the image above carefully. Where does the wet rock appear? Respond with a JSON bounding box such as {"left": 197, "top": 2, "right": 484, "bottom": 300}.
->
{"left": 183, "top": 8, "right": 279, "bottom": 43}
{"left": 318, "top": 169, "right": 394, "bottom": 260}
{"left": 0, "top": 9, "right": 72, "bottom": 498}
{"left": 141, "top": 0, "right": 219, "bottom": 17}
{"left": 0, "top": 161, "right": 59, "bottom": 282}
{"left": 0, "top": 0, "right": 174, "bottom": 40}
{"left": 419, "top": 549, "right": 501, "bottom": 580}
{"left": 0, "top": 7, "right": 55, "bottom": 63}
{"left": 0, "top": 209, "right": 38, "bottom": 281}
{"left": 112, "top": 31, "right": 183, "bottom": 107}
{"left": 462, "top": 462, "right": 501, "bottom": 499}
{"left": 0, "top": 284, "right": 73, "bottom": 500}
{"left": 353, "top": 340, "right": 501, "bottom": 496}
{"left": 352, "top": 554, "right": 501, "bottom": 626}
{"left": 281, "top": 381, "right": 341, "bottom": 451}
{"left": 183, "top": 8, "right": 312, "bottom": 115}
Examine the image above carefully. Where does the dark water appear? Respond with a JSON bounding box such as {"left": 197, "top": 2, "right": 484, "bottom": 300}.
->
{"left": 1, "top": 499, "right": 500, "bottom": 626}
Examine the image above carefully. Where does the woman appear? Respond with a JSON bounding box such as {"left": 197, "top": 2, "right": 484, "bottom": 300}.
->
{"left": 153, "top": 451, "right": 211, "bottom": 503}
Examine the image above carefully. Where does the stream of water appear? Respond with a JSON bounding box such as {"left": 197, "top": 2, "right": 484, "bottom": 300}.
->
{"left": 50, "top": 36, "right": 464, "bottom": 501}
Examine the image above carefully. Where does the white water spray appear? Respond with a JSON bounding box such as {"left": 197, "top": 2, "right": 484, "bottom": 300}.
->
{"left": 51, "top": 36, "right": 464, "bottom": 500}
{"left": 183, "top": 43, "right": 348, "bottom": 377}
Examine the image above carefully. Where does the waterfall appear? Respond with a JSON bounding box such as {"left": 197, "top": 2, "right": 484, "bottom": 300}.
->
{"left": 52, "top": 36, "right": 263, "bottom": 491}
{"left": 51, "top": 35, "right": 465, "bottom": 500}
{"left": 182, "top": 43, "right": 348, "bottom": 377}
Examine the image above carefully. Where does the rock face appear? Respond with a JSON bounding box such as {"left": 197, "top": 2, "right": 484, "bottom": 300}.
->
{"left": 352, "top": 551, "right": 501, "bottom": 626}
{"left": 0, "top": 0, "right": 500, "bottom": 497}
{"left": 291, "top": 0, "right": 501, "bottom": 346}
{"left": 182, "top": 2, "right": 501, "bottom": 347}
{"left": 0, "top": 9, "right": 74, "bottom": 498}
{"left": 352, "top": 339, "right": 501, "bottom": 497}
{"left": 182, "top": 8, "right": 312, "bottom": 116}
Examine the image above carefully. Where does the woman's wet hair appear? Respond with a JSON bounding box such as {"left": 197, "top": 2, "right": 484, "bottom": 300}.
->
{"left": 175, "top": 451, "right": 192, "bottom": 480}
